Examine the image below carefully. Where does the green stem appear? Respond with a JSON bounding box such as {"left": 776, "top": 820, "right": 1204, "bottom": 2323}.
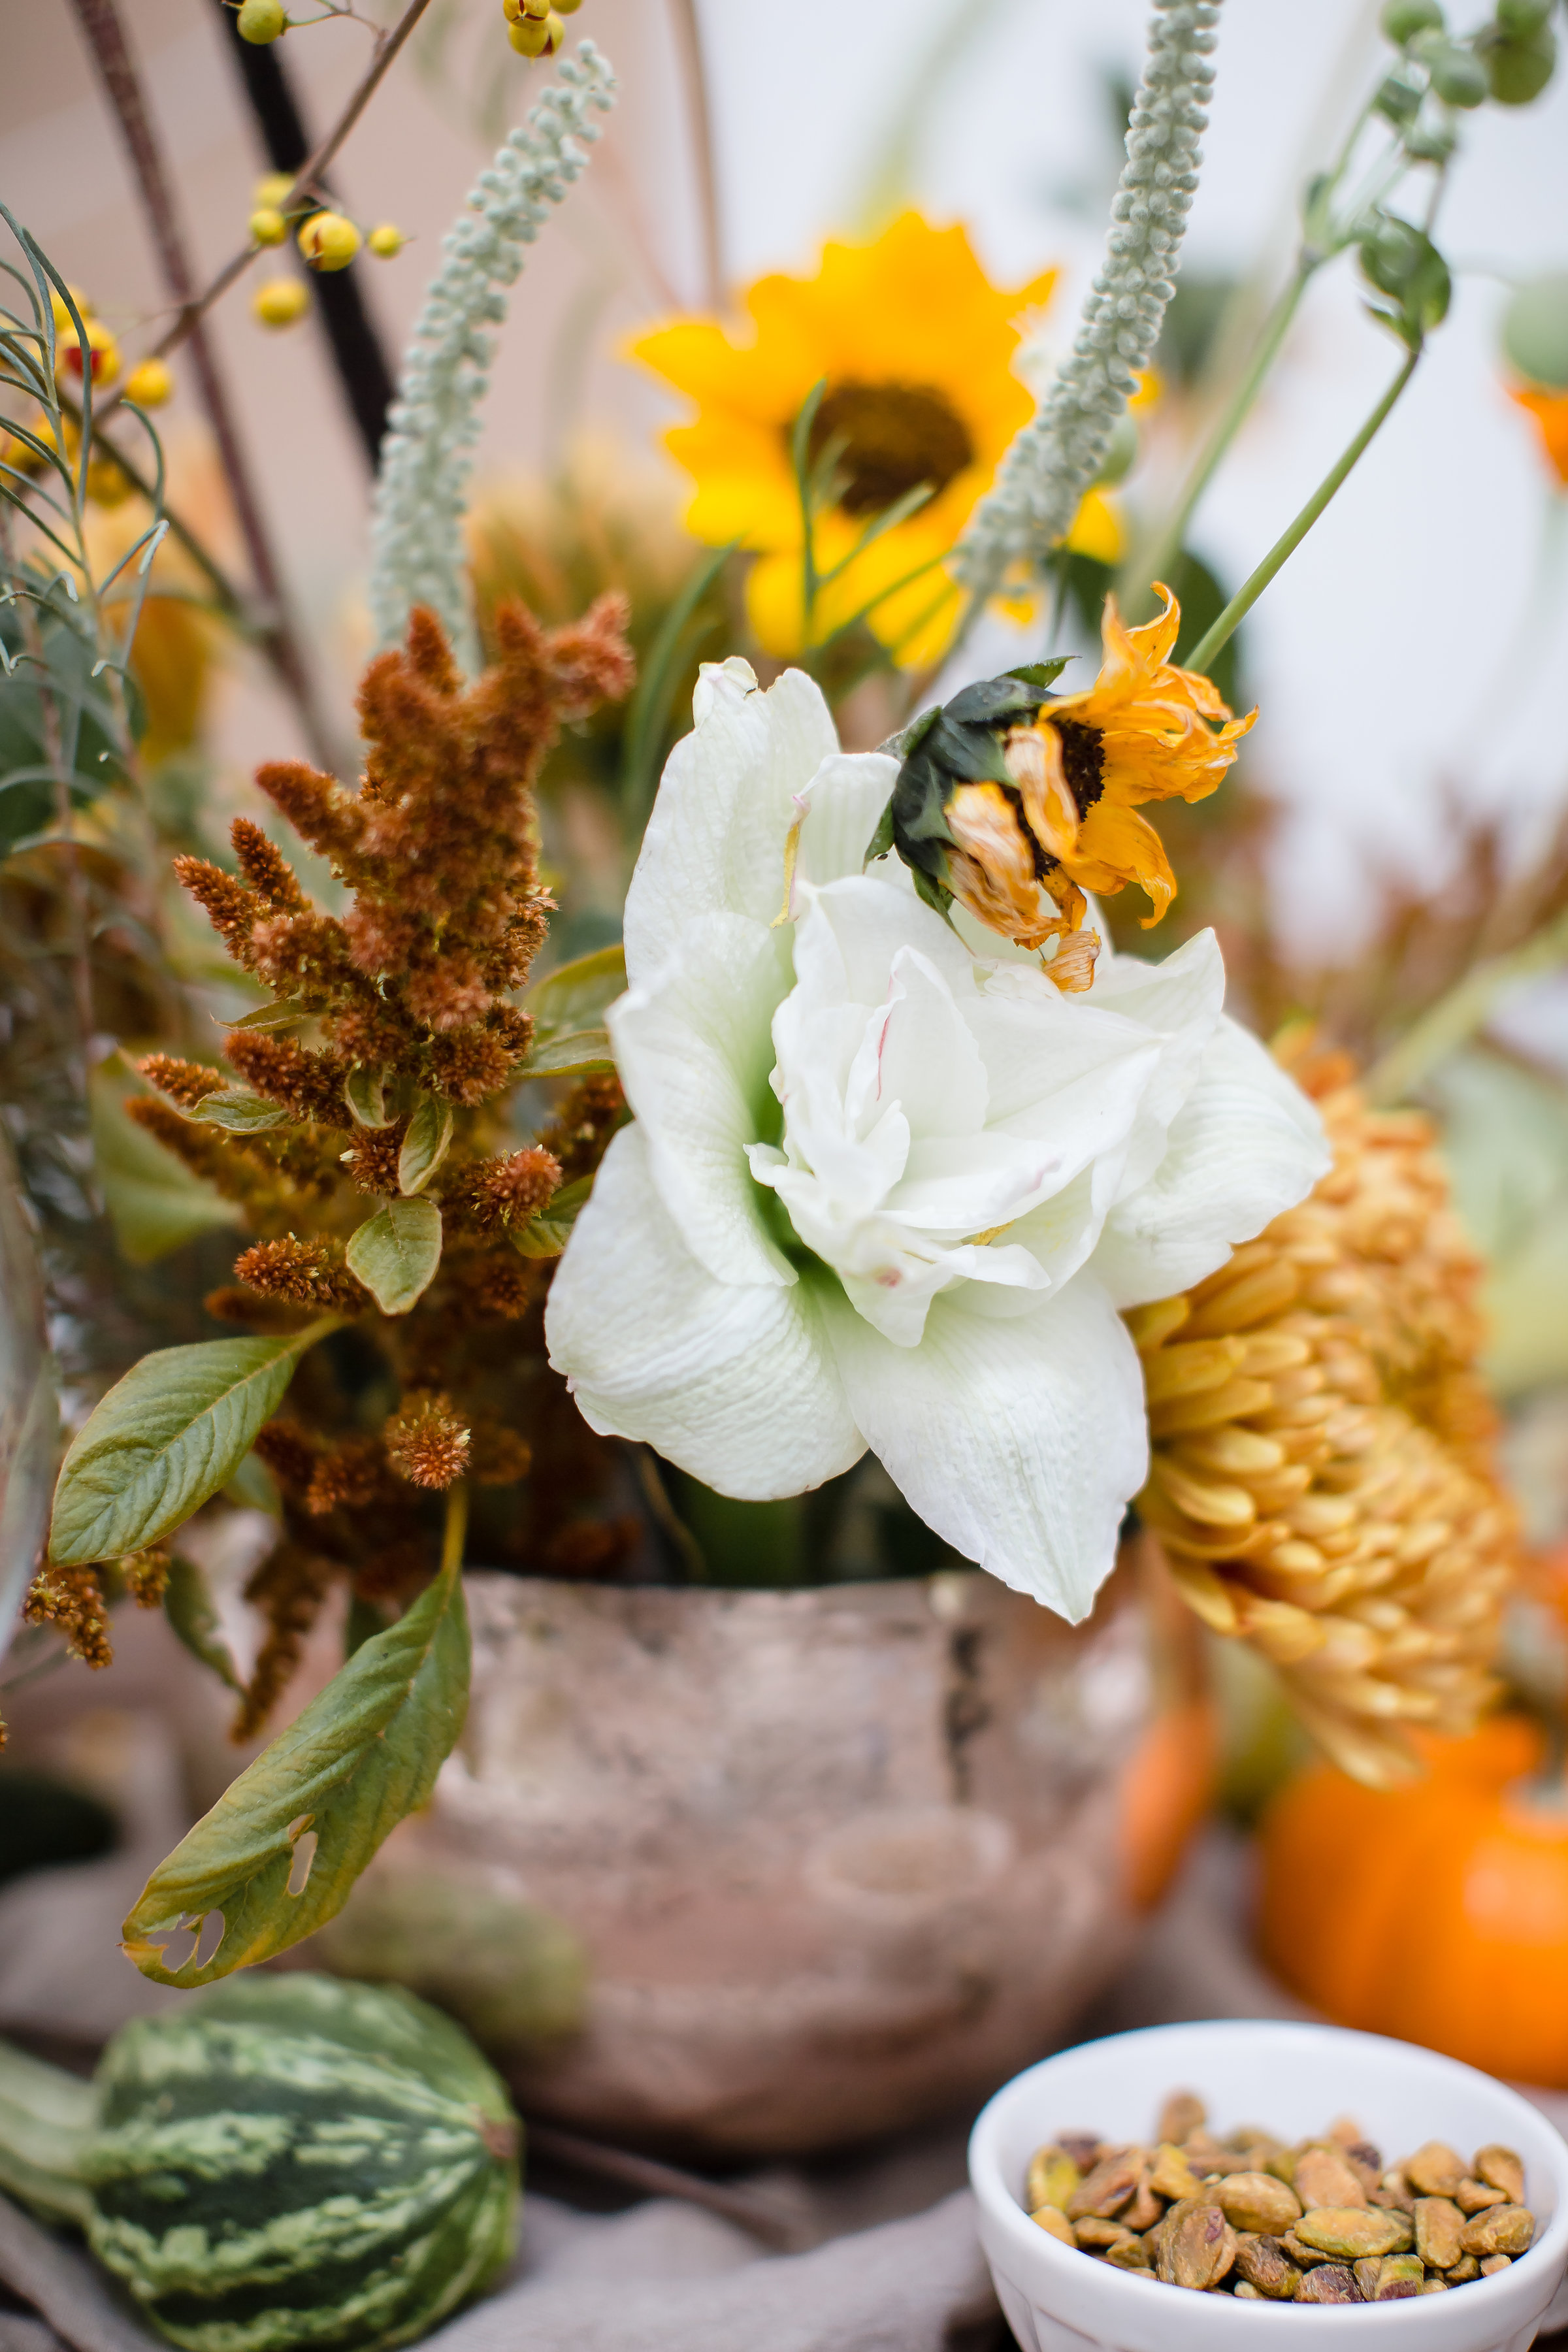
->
{"left": 1184, "top": 346, "right": 1420, "bottom": 679}
{"left": 1362, "top": 905, "right": 1568, "bottom": 1107}
{"left": 0, "top": 2038, "right": 96, "bottom": 2226}
{"left": 1119, "top": 261, "right": 1316, "bottom": 615}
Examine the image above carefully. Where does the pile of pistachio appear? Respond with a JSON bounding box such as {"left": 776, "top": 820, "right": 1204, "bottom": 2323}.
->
{"left": 1024, "top": 2092, "right": 1536, "bottom": 2301}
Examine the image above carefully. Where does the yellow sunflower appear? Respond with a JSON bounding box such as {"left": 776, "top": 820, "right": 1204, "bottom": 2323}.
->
{"left": 986, "top": 583, "right": 1252, "bottom": 933}
{"left": 630, "top": 213, "right": 1063, "bottom": 669}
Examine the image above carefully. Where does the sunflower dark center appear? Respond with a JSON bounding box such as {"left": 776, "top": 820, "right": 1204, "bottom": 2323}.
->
{"left": 804, "top": 381, "right": 975, "bottom": 517}
{"left": 1054, "top": 718, "right": 1105, "bottom": 817}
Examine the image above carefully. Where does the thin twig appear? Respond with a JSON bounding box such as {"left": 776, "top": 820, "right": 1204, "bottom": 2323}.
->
{"left": 97, "top": 0, "right": 433, "bottom": 410}
{"left": 517, "top": 2118, "right": 809, "bottom": 2252}
{"left": 0, "top": 506, "right": 94, "bottom": 1060}
{"left": 666, "top": 0, "right": 723, "bottom": 309}
{"left": 1362, "top": 905, "right": 1568, "bottom": 1107}
{"left": 65, "top": 0, "right": 339, "bottom": 772}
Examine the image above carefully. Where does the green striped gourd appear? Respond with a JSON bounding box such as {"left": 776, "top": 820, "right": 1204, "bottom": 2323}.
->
{"left": 0, "top": 1974, "right": 521, "bottom": 2352}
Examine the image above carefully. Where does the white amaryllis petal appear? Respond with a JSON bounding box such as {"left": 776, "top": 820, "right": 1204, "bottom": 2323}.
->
{"left": 608, "top": 913, "right": 793, "bottom": 1288}
{"left": 623, "top": 662, "right": 838, "bottom": 981}
{"left": 547, "top": 1124, "right": 864, "bottom": 1498}
{"left": 822, "top": 1276, "right": 1148, "bottom": 1620}
{"left": 1090, "top": 1016, "right": 1333, "bottom": 1309}
{"left": 550, "top": 664, "right": 1329, "bottom": 1621}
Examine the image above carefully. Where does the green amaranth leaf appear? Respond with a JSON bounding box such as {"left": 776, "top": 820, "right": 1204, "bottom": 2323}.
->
{"left": 48, "top": 1323, "right": 336, "bottom": 1567}
{"left": 163, "top": 1554, "right": 242, "bottom": 1693}
{"left": 399, "top": 1094, "right": 453, "bottom": 1196}
{"left": 344, "top": 1064, "right": 392, "bottom": 1128}
{"left": 89, "top": 1069, "right": 241, "bottom": 1266}
{"left": 510, "top": 1173, "right": 592, "bottom": 1261}
{"left": 345, "top": 1196, "right": 442, "bottom": 1313}
{"left": 122, "top": 1534, "right": 470, "bottom": 1986}
{"left": 189, "top": 1090, "right": 290, "bottom": 1134}
{"left": 223, "top": 996, "right": 310, "bottom": 1032}
{"left": 517, "top": 943, "right": 624, "bottom": 1079}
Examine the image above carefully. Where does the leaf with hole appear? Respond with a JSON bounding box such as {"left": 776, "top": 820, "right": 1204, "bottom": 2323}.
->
{"left": 510, "top": 1173, "right": 593, "bottom": 1261}
{"left": 344, "top": 1065, "right": 391, "bottom": 1128}
{"left": 121, "top": 1552, "right": 470, "bottom": 1985}
{"left": 189, "top": 1090, "right": 291, "bottom": 1133}
{"left": 399, "top": 1095, "right": 453, "bottom": 1196}
{"left": 48, "top": 1322, "right": 336, "bottom": 1566}
{"left": 345, "top": 1195, "right": 442, "bottom": 1313}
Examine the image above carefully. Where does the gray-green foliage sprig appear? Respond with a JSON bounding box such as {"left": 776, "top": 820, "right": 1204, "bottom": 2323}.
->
{"left": 954, "top": 0, "right": 1219, "bottom": 595}
{"left": 367, "top": 43, "right": 617, "bottom": 670}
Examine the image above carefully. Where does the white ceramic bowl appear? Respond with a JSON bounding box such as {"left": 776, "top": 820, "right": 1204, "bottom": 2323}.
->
{"left": 969, "top": 2019, "right": 1568, "bottom": 2352}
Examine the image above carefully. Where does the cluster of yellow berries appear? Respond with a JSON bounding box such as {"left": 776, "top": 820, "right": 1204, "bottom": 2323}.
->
{"left": 502, "top": 0, "right": 581, "bottom": 60}
{"left": 50, "top": 286, "right": 174, "bottom": 411}
{"left": 247, "top": 173, "right": 404, "bottom": 330}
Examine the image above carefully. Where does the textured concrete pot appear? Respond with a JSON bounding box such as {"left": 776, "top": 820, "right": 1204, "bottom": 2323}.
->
{"left": 370, "top": 1534, "right": 1212, "bottom": 2155}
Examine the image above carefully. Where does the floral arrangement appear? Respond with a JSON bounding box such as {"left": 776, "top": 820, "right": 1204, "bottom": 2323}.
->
{"left": 1, "top": 0, "right": 1565, "bottom": 2015}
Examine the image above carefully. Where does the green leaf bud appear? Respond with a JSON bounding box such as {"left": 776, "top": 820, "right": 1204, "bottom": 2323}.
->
{"left": 1478, "top": 21, "right": 1557, "bottom": 101}
{"left": 1360, "top": 214, "right": 1452, "bottom": 344}
{"left": 1381, "top": 0, "right": 1444, "bottom": 41}
{"left": 1502, "top": 271, "right": 1568, "bottom": 390}
{"left": 1403, "top": 118, "right": 1458, "bottom": 159}
{"left": 237, "top": 0, "right": 287, "bottom": 42}
{"left": 1425, "top": 38, "right": 1490, "bottom": 103}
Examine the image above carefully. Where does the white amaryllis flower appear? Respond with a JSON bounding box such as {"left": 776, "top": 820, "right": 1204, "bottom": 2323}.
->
{"left": 546, "top": 659, "right": 1328, "bottom": 1619}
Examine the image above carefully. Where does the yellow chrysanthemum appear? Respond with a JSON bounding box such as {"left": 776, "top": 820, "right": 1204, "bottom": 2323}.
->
{"left": 1130, "top": 1045, "right": 1516, "bottom": 1789}
{"left": 630, "top": 213, "right": 1059, "bottom": 669}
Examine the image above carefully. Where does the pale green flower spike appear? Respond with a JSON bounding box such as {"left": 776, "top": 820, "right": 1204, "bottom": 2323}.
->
{"left": 955, "top": 0, "right": 1218, "bottom": 594}
{"left": 367, "top": 44, "right": 617, "bottom": 670}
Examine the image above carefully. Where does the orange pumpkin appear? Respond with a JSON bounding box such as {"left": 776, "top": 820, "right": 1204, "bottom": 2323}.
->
{"left": 1258, "top": 1716, "right": 1568, "bottom": 2085}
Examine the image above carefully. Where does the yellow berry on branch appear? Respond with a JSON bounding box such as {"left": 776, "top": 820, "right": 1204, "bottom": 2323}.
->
{"left": 250, "top": 205, "right": 287, "bottom": 247}
{"left": 555, "top": 0, "right": 582, "bottom": 12}
{"left": 508, "top": 8, "right": 563, "bottom": 54}
{"left": 237, "top": 0, "right": 287, "bottom": 41}
{"left": 254, "top": 172, "right": 294, "bottom": 208}
{"left": 297, "top": 211, "right": 362, "bottom": 271}
{"left": 253, "top": 278, "right": 310, "bottom": 327}
{"left": 123, "top": 356, "right": 174, "bottom": 408}
{"left": 367, "top": 223, "right": 404, "bottom": 259}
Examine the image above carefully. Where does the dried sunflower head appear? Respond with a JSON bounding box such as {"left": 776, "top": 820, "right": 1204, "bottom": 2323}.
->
{"left": 1130, "top": 1041, "right": 1516, "bottom": 1787}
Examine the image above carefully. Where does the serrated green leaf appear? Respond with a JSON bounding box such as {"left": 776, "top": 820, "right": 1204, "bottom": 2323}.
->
{"left": 510, "top": 1173, "right": 593, "bottom": 1261}
{"left": 345, "top": 1195, "right": 442, "bottom": 1313}
{"left": 163, "top": 1554, "right": 242, "bottom": 1692}
{"left": 517, "top": 1028, "right": 615, "bottom": 1079}
{"left": 224, "top": 997, "right": 310, "bottom": 1032}
{"left": 517, "top": 944, "right": 625, "bottom": 1079}
{"left": 48, "top": 1322, "right": 336, "bottom": 1566}
{"left": 122, "top": 1532, "right": 470, "bottom": 1986}
{"left": 189, "top": 1089, "right": 290, "bottom": 1133}
{"left": 399, "top": 1094, "right": 453, "bottom": 1196}
{"left": 344, "top": 1064, "right": 391, "bottom": 1128}
{"left": 89, "top": 1070, "right": 241, "bottom": 1266}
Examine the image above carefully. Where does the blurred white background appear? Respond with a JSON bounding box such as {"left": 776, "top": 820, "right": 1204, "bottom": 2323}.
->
{"left": 4, "top": 0, "right": 1567, "bottom": 960}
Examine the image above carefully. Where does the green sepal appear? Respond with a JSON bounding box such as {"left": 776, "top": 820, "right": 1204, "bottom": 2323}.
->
{"left": 862, "top": 799, "right": 896, "bottom": 867}
{"left": 910, "top": 864, "right": 956, "bottom": 924}
{"left": 1003, "top": 657, "right": 1071, "bottom": 691}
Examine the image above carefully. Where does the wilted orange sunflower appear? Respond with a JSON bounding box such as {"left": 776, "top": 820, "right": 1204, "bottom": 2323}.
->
{"left": 630, "top": 212, "right": 1076, "bottom": 668}
{"left": 1509, "top": 382, "right": 1568, "bottom": 487}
